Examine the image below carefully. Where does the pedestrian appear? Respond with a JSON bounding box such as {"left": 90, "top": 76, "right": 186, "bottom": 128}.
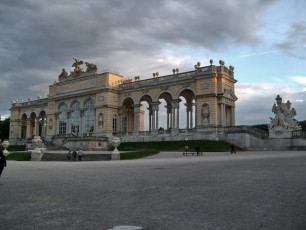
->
{"left": 195, "top": 146, "right": 200, "bottom": 155}
{"left": 231, "top": 143, "right": 236, "bottom": 154}
{"left": 0, "top": 150, "right": 7, "bottom": 178}
{"left": 72, "top": 150, "right": 77, "bottom": 161}
{"left": 66, "top": 149, "right": 72, "bottom": 160}
{"left": 77, "top": 149, "right": 83, "bottom": 161}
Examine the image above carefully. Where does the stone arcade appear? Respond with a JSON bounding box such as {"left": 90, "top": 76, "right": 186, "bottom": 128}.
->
{"left": 9, "top": 59, "right": 238, "bottom": 150}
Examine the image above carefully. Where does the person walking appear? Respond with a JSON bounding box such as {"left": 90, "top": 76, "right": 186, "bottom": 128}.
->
{"left": 230, "top": 143, "right": 236, "bottom": 154}
{"left": 0, "top": 150, "right": 7, "bottom": 178}
{"left": 72, "top": 150, "right": 77, "bottom": 161}
{"left": 66, "top": 149, "right": 72, "bottom": 160}
{"left": 77, "top": 149, "right": 83, "bottom": 161}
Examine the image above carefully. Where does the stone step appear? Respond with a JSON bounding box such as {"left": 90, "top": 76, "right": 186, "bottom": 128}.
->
{"left": 41, "top": 153, "right": 112, "bottom": 161}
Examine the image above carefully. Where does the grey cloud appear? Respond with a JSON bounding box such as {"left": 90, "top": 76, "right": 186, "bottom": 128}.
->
{"left": 236, "top": 87, "right": 306, "bottom": 125}
{"left": 275, "top": 21, "right": 306, "bottom": 60}
{"left": 0, "top": 0, "right": 276, "bottom": 116}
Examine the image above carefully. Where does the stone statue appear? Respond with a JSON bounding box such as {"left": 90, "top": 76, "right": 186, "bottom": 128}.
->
{"left": 58, "top": 69, "right": 68, "bottom": 79}
{"left": 98, "top": 113, "right": 103, "bottom": 129}
{"left": 202, "top": 105, "right": 210, "bottom": 125}
{"left": 72, "top": 58, "right": 83, "bottom": 73}
{"left": 85, "top": 62, "right": 97, "bottom": 74}
{"left": 269, "top": 95, "right": 300, "bottom": 131}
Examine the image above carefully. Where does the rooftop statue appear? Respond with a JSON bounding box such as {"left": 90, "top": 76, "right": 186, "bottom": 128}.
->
{"left": 58, "top": 69, "right": 68, "bottom": 79}
{"left": 72, "top": 58, "right": 83, "bottom": 73}
{"left": 85, "top": 62, "right": 98, "bottom": 74}
{"left": 269, "top": 95, "right": 300, "bottom": 132}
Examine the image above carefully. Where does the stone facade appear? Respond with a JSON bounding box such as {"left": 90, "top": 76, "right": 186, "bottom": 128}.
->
{"left": 9, "top": 59, "right": 237, "bottom": 150}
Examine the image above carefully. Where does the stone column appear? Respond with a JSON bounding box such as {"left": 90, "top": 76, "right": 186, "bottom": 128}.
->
{"left": 172, "top": 106, "right": 176, "bottom": 129}
{"left": 148, "top": 108, "right": 152, "bottom": 131}
{"left": 66, "top": 111, "right": 71, "bottom": 134}
{"left": 55, "top": 113, "right": 59, "bottom": 134}
{"left": 151, "top": 102, "right": 160, "bottom": 131}
{"left": 185, "top": 103, "right": 193, "bottom": 129}
{"left": 80, "top": 109, "right": 85, "bottom": 134}
{"left": 156, "top": 105, "right": 159, "bottom": 130}
{"left": 35, "top": 117, "right": 40, "bottom": 136}
{"left": 176, "top": 104, "right": 179, "bottom": 129}
{"left": 190, "top": 107, "right": 193, "bottom": 129}
{"left": 26, "top": 118, "right": 31, "bottom": 138}
{"left": 119, "top": 107, "right": 123, "bottom": 134}
{"left": 41, "top": 117, "right": 46, "bottom": 137}
{"left": 231, "top": 106, "right": 235, "bottom": 126}
{"left": 152, "top": 107, "right": 156, "bottom": 131}
{"left": 194, "top": 104, "right": 197, "bottom": 128}
{"left": 186, "top": 108, "right": 189, "bottom": 129}
{"left": 220, "top": 103, "right": 225, "bottom": 126}
{"left": 171, "top": 100, "right": 180, "bottom": 129}
{"left": 17, "top": 120, "right": 22, "bottom": 139}
{"left": 165, "top": 105, "right": 172, "bottom": 129}
{"left": 133, "top": 104, "right": 141, "bottom": 132}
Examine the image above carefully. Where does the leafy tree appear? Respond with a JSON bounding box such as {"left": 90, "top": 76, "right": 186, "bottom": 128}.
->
{"left": 0, "top": 117, "right": 10, "bottom": 141}
{"left": 298, "top": 120, "right": 306, "bottom": 131}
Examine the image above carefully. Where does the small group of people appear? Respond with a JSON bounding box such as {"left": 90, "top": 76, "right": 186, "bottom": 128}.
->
{"left": 0, "top": 150, "right": 7, "bottom": 178}
{"left": 66, "top": 149, "right": 83, "bottom": 161}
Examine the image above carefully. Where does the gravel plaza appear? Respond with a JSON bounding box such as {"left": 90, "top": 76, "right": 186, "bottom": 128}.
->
{"left": 1, "top": 151, "right": 306, "bottom": 230}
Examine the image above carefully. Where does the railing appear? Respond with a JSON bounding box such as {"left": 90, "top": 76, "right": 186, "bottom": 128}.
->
{"left": 292, "top": 130, "right": 306, "bottom": 138}
{"left": 224, "top": 126, "right": 269, "bottom": 139}
{"left": 118, "top": 66, "right": 214, "bottom": 90}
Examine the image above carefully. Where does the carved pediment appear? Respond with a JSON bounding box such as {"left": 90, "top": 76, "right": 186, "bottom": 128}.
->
{"left": 223, "top": 89, "right": 238, "bottom": 101}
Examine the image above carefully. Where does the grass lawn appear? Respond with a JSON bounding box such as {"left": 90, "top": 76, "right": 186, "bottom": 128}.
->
{"left": 6, "top": 152, "right": 31, "bottom": 161}
{"left": 118, "top": 140, "right": 243, "bottom": 152}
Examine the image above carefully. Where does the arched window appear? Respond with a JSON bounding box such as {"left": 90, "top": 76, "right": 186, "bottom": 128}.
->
{"left": 113, "top": 114, "right": 117, "bottom": 133}
{"left": 59, "top": 104, "right": 67, "bottom": 134}
{"left": 71, "top": 102, "right": 80, "bottom": 134}
{"left": 84, "top": 100, "right": 94, "bottom": 133}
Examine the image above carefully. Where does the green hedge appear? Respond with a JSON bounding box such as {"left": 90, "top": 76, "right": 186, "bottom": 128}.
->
{"left": 6, "top": 152, "right": 31, "bottom": 161}
{"left": 0, "top": 145, "right": 26, "bottom": 151}
{"left": 118, "top": 140, "right": 243, "bottom": 152}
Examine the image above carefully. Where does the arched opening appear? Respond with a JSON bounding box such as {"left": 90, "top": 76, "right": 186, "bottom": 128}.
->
{"left": 139, "top": 95, "right": 152, "bottom": 132}
{"left": 113, "top": 114, "right": 118, "bottom": 133}
{"left": 179, "top": 89, "right": 195, "bottom": 129}
{"left": 21, "top": 114, "right": 27, "bottom": 138}
{"left": 71, "top": 102, "right": 81, "bottom": 134}
{"left": 38, "top": 111, "right": 47, "bottom": 137}
{"left": 30, "top": 112, "right": 36, "bottom": 137}
{"left": 122, "top": 98, "right": 134, "bottom": 133}
{"left": 84, "top": 100, "right": 94, "bottom": 134}
{"left": 158, "top": 92, "right": 173, "bottom": 131}
{"left": 59, "top": 104, "right": 67, "bottom": 134}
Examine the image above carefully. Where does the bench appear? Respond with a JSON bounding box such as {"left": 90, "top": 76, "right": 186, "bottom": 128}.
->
{"left": 183, "top": 147, "right": 203, "bottom": 156}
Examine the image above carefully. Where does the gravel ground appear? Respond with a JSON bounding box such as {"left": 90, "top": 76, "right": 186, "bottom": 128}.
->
{"left": 0, "top": 151, "right": 305, "bottom": 230}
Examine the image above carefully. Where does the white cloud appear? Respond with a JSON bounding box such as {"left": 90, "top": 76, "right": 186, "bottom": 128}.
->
{"left": 290, "top": 76, "right": 306, "bottom": 84}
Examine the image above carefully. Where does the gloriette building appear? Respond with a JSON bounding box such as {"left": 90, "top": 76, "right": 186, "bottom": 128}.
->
{"left": 9, "top": 59, "right": 238, "bottom": 150}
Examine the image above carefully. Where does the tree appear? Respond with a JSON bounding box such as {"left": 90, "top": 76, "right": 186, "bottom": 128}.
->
{"left": 0, "top": 117, "right": 10, "bottom": 141}
{"left": 298, "top": 120, "right": 306, "bottom": 131}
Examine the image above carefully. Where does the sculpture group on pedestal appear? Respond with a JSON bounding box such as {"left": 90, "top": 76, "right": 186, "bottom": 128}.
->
{"left": 269, "top": 95, "right": 301, "bottom": 134}
{"left": 58, "top": 58, "right": 98, "bottom": 79}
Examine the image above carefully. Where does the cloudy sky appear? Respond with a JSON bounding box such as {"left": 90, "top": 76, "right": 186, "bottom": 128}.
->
{"left": 0, "top": 0, "right": 305, "bottom": 125}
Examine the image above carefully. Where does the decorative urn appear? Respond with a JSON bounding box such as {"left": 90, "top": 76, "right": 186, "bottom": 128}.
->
{"left": 111, "top": 137, "right": 121, "bottom": 160}
{"left": 31, "top": 136, "right": 43, "bottom": 161}
{"left": 2, "top": 140, "right": 10, "bottom": 156}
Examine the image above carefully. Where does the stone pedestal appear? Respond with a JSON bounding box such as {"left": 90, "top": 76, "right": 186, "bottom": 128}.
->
{"left": 31, "top": 136, "right": 43, "bottom": 161}
{"left": 269, "top": 129, "right": 293, "bottom": 139}
{"left": 111, "top": 137, "right": 121, "bottom": 160}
